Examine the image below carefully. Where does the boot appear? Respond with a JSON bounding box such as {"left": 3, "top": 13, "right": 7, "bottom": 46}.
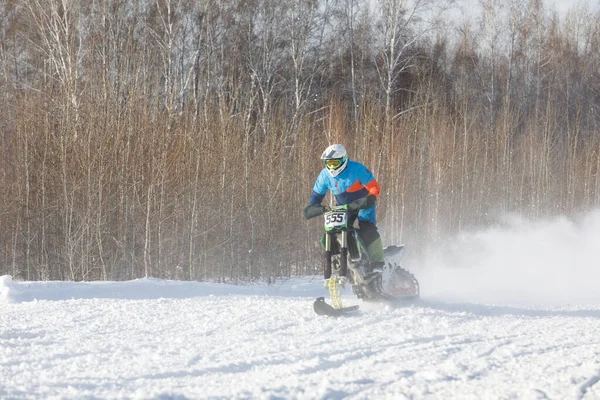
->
{"left": 369, "top": 260, "right": 385, "bottom": 273}
{"left": 362, "top": 260, "right": 384, "bottom": 277}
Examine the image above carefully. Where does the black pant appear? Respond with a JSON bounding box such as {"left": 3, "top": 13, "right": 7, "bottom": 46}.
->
{"left": 356, "top": 220, "right": 380, "bottom": 249}
{"left": 356, "top": 220, "right": 384, "bottom": 263}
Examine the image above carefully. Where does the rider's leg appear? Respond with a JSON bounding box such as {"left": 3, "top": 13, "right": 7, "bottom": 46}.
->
{"left": 356, "top": 220, "right": 384, "bottom": 272}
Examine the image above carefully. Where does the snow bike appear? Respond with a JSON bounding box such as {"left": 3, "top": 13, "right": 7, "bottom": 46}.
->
{"left": 305, "top": 204, "right": 419, "bottom": 316}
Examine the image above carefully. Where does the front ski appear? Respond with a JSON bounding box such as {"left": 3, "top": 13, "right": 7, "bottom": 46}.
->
{"left": 313, "top": 297, "right": 359, "bottom": 317}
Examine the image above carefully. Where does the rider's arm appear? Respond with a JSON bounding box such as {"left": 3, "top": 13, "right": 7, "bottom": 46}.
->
{"left": 347, "top": 194, "right": 376, "bottom": 211}
{"left": 346, "top": 165, "right": 380, "bottom": 211}
{"left": 309, "top": 170, "right": 328, "bottom": 205}
{"left": 304, "top": 171, "right": 329, "bottom": 219}
{"left": 359, "top": 164, "right": 380, "bottom": 198}
{"left": 365, "top": 179, "right": 380, "bottom": 198}
{"left": 303, "top": 204, "right": 326, "bottom": 219}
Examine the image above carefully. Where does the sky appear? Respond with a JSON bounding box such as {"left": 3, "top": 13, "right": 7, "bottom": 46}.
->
{"left": 2, "top": 210, "right": 600, "bottom": 399}
{"left": 551, "top": 0, "right": 596, "bottom": 13}
{"left": 451, "top": 0, "right": 598, "bottom": 20}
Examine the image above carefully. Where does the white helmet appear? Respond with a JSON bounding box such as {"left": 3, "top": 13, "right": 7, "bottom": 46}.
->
{"left": 321, "top": 144, "right": 349, "bottom": 177}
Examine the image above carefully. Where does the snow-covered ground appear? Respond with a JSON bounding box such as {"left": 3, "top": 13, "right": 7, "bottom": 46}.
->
{"left": 2, "top": 212, "right": 600, "bottom": 399}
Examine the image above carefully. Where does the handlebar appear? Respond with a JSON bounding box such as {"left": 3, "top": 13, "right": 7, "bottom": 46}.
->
{"left": 303, "top": 195, "right": 376, "bottom": 220}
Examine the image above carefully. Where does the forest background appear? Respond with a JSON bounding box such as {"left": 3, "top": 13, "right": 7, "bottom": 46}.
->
{"left": 1, "top": 0, "right": 599, "bottom": 282}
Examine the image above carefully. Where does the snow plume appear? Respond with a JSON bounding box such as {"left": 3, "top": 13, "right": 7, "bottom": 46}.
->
{"left": 415, "top": 210, "right": 600, "bottom": 306}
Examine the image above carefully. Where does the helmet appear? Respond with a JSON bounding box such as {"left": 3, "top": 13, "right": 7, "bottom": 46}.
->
{"left": 321, "top": 144, "right": 349, "bottom": 177}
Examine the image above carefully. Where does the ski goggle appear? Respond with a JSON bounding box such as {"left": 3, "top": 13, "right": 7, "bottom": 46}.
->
{"left": 324, "top": 158, "right": 343, "bottom": 169}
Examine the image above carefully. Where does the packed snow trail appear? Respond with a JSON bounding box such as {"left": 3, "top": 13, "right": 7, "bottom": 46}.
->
{"left": 1, "top": 277, "right": 600, "bottom": 399}
{"left": 3, "top": 211, "right": 600, "bottom": 399}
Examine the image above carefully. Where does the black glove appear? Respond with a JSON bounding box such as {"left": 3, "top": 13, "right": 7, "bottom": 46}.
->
{"left": 348, "top": 194, "right": 377, "bottom": 211}
{"left": 303, "top": 204, "right": 326, "bottom": 219}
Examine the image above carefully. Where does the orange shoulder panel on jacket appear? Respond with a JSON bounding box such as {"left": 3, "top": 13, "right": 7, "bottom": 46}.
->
{"left": 365, "top": 180, "right": 380, "bottom": 198}
{"left": 347, "top": 180, "right": 365, "bottom": 193}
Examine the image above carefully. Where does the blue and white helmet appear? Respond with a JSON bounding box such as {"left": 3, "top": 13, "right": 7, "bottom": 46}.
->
{"left": 321, "top": 144, "right": 349, "bottom": 177}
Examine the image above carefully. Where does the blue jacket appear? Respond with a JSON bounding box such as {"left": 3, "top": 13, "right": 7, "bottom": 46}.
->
{"left": 309, "top": 160, "right": 380, "bottom": 224}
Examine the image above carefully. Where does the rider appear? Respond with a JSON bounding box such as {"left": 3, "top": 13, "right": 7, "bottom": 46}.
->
{"left": 303, "top": 144, "right": 385, "bottom": 275}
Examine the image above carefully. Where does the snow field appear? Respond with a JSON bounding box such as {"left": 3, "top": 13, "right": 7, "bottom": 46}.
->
{"left": 1, "top": 282, "right": 600, "bottom": 399}
{"left": 3, "top": 211, "right": 600, "bottom": 399}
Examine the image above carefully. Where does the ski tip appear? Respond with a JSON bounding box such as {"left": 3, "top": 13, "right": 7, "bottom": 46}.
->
{"left": 313, "top": 297, "right": 335, "bottom": 316}
{"left": 313, "top": 297, "right": 360, "bottom": 317}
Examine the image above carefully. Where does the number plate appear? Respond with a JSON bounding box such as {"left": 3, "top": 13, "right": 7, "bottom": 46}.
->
{"left": 324, "top": 212, "right": 347, "bottom": 229}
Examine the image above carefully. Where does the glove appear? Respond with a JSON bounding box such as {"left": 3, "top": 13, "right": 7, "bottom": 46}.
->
{"left": 303, "top": 204, "right": 326, "bottom": 219}
{"left": 348, "top": 195, "right": 377, "bottom": 211}
{"left": 365, "top": 194, "right": 377, "bottom": 208}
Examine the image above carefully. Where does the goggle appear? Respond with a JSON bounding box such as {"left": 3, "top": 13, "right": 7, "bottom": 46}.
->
{"left": 325, "top": 158, "right": 343, "bottom": 169}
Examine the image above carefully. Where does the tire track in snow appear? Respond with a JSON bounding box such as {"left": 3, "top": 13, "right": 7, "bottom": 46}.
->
{"left": 578, "top": 371, "right": 600, "bottom": 399}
